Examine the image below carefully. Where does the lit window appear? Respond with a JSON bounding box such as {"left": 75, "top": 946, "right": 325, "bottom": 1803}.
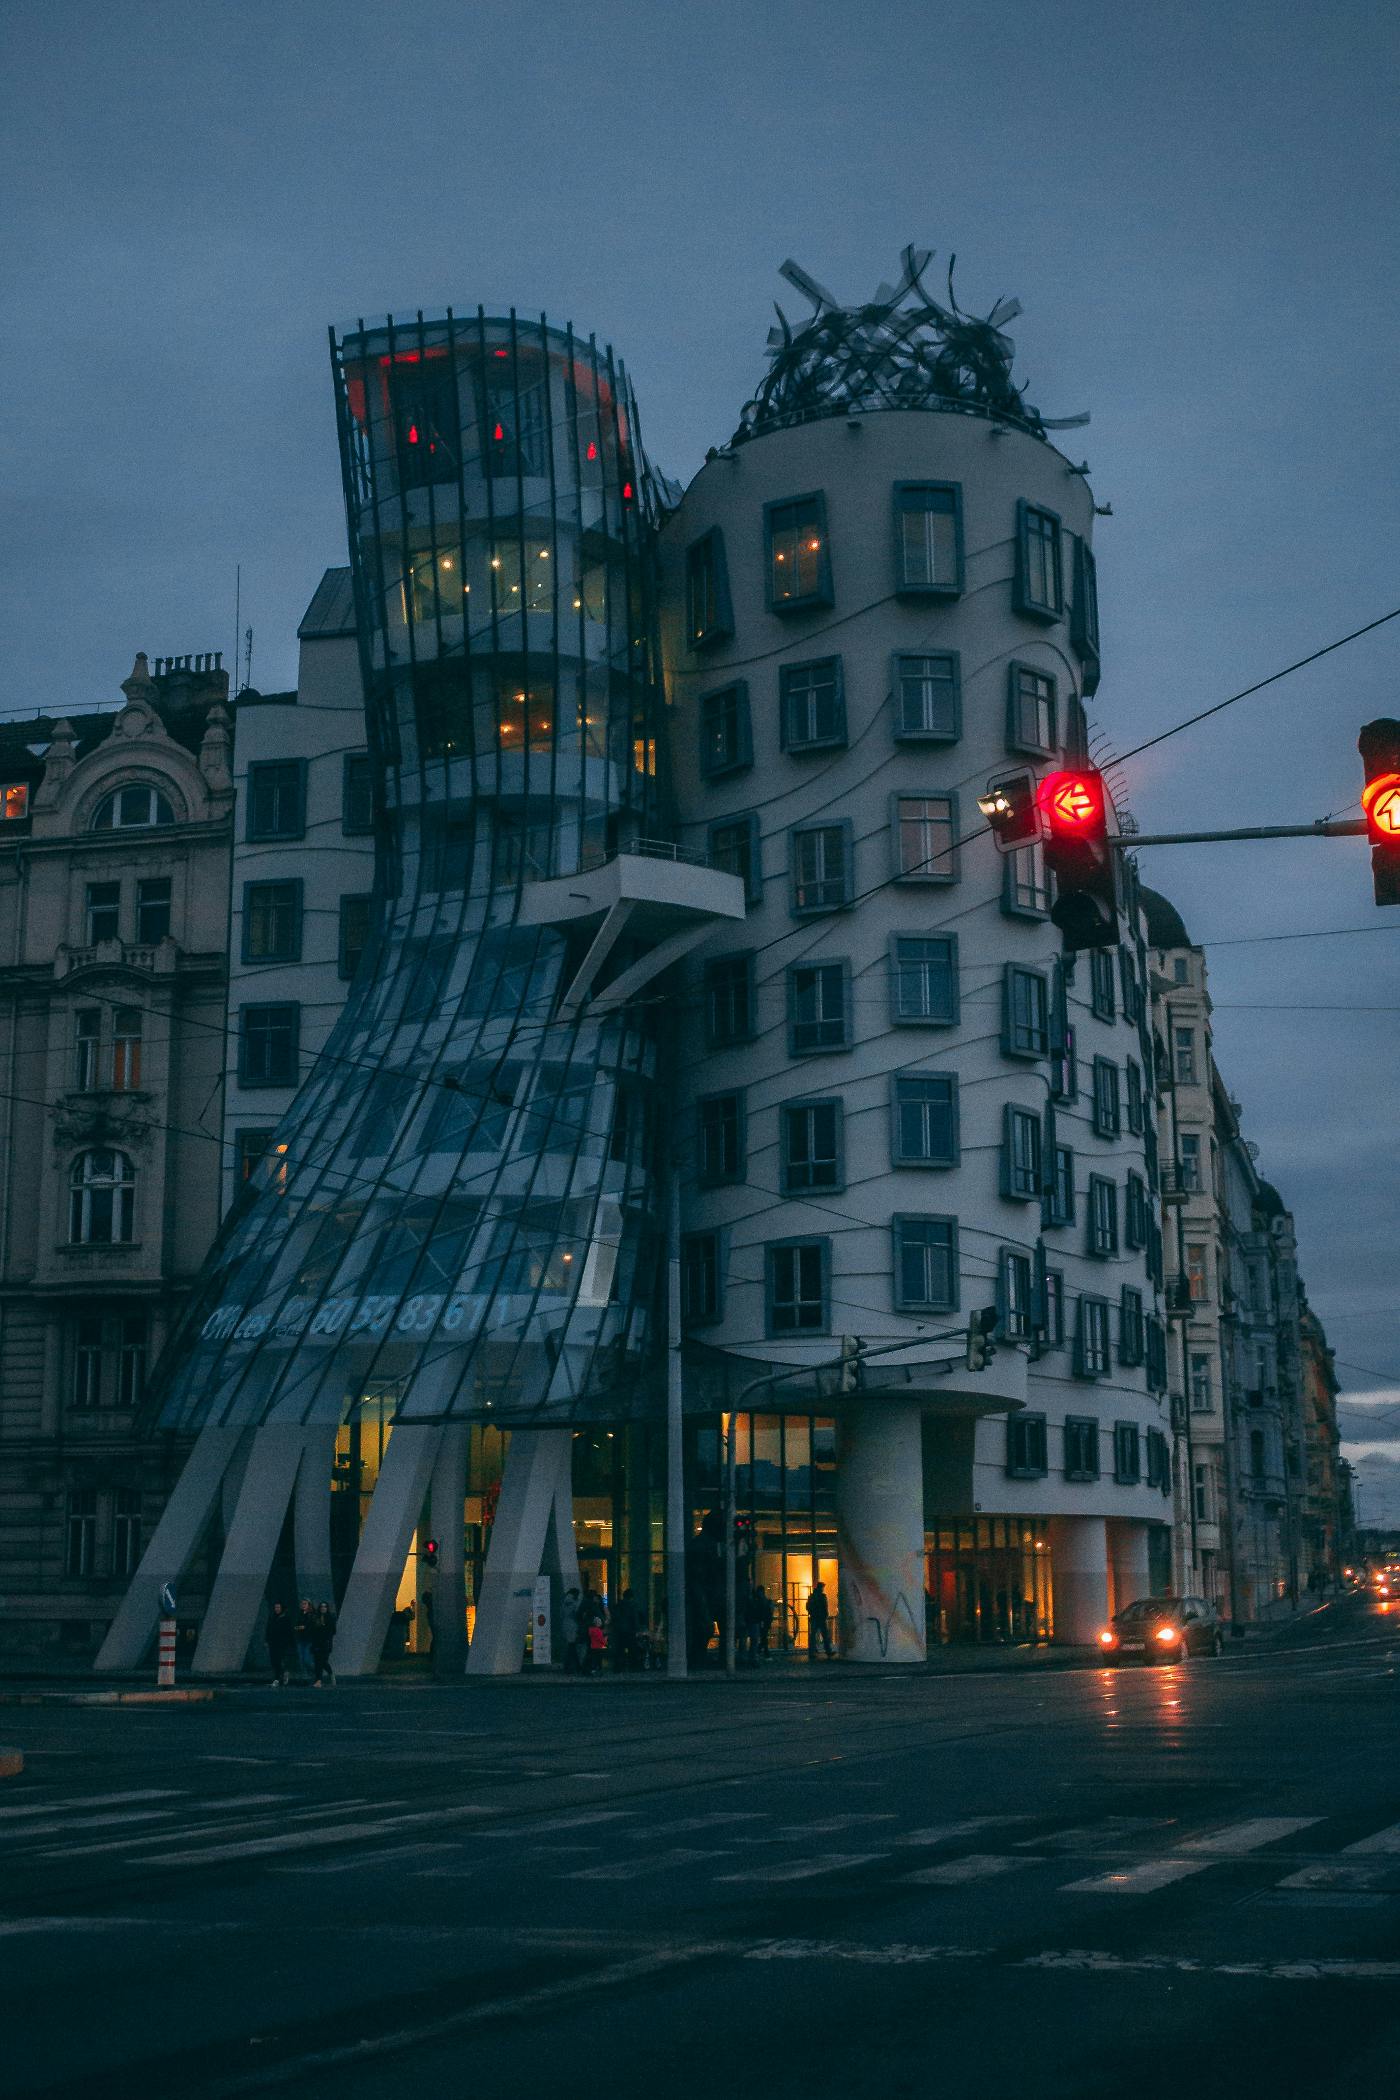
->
{"left": 1, "top": 782, "right": 29, "bottom": 820}
{"left": 111, "top": 1008, "right": 142, "bottom": 1092}
{"left": 69, "top": 1150, "right": 136, "bottom": 1245}
{"left": 92, "top": 784, "right": 175, "bottom": 831}
{"left": 893, "top": 483, "right": 962, "bottom": 595}
{"left": 1186, "top": 1243, "right": 1208, "bottom": 1302}
{"left": 893, "top": 652, "right": 960, "bottom": 741}
{"left": 765, "top": 494, "right": 832, "bottom": 612}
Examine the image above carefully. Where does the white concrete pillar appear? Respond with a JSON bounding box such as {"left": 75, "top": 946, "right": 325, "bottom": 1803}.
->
{"left": 331, "top": 1424, "right": 442, "bottom": 1678}
{"left": 1048, "top": 1514, "right": 1110, "bottom": 1644}
{"left": 94, "top": 1423, "right": 246, "bottom": 1672}
{"left": 429, "top": 1424, "right": 469, "bottom": 1680}
{"left": 836, "top": 1404, "right": 927, "bottom": 1664}
{"left": 294, "top": 1423, "right": 339, "bottom": 1606}
{"left": 467, "top": 1428, "right": 573, "bottom": 1676}
{"left": 193, "top": 1424, "right": 308, "bottom": 1674}
{"left": 1109, "top": 1520, "right": 1152, "bottom": 1617}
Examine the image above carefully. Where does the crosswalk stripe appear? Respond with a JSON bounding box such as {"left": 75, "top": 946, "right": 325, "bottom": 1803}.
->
{"left": 1343, "top": 1822, "right": 1400, "bottom": 1856}
{"left": 568, "top": 1847, "right": 731, "bottom": 1882}
{"left": 1177, "top": 1817, "right": 1320, "bottom": 1855}
{"left": 902, "top": 1853, "right": 1026, "bottom": 1887}
{"left": 1061, "top": 1859, "right": 1212, "bottom": 1895}
{"left": 643, "top": 1814, "right": 767, "bottom": 1836}
{"left": 0, "top": 1790, "right": 182, "bottom": 1822}
{"left": 154, "top": 1803, "right": 500, "bottom": 1866}
{"left": 1277, "top": 1861, "right": 1396, "bottom": 1892}
{"left": 4, "top": 1808, "right": 179, "bottom": 1841}
{"left": 34, "top": 1799, "right": 388, "bottom": 1861}
{"left": 775, "top": 1814, "right": 897, "bottom": 1838}
{"left": 1017, "top": 1817, "right": 1173, "bottom": 1854}
{"left": 717, "top": 1853, "right": 885, "bottom": 1885}
{"left": 894, "top": 1819, "right": 1015, "bottom": 1848}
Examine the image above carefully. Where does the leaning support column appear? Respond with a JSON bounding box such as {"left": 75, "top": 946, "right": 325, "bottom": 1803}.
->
{"left": 1109, "top": 1520, "right": 1152, "bottom": 1617}
{"left": 94, "top": 1423, "right": 246, "bottom": 1672}
{"left": 467, "top": 1428, "right": 574, "bottom": 1676}
{"left": 331, "top": 1425, "right": 442, "bottom": 1678}
{"left": 294, "top": 1422, "right": 340, "bottom": 1606}
{"left": 1048, "top": 1513, "right": 1110, "bottom": 1644}
{"left": 430, "top": 1424, "right": 470, "bottom": 1680}
{"left": 836, "top": 1404, "right": 927, "bottom": 1664}
{"left": 193, "top": 1424, "right": 312, "bottom": 1674}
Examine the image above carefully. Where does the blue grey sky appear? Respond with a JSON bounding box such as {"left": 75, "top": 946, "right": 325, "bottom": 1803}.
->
{"left": 3, "top": 0, "right": 1397, "bottom": 1500}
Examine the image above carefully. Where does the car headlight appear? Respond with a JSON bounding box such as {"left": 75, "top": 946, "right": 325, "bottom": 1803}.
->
{"left": 1155, "top": 1625, "right": 1181, "bottom": 1644}
{"left": 1099, "top": 1629, "right": 1117, "bottom": 1647}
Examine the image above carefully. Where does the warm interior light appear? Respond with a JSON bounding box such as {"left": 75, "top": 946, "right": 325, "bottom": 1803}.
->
{"left": 808, "top": 538, "right": 821, "bottom": 550}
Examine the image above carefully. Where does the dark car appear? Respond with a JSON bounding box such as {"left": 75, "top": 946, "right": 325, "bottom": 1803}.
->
{"left": 1098, "top": 1595, "right": 1224, "bottom": 1664}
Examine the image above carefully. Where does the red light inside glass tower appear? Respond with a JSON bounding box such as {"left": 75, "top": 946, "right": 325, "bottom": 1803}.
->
{"left": 407, "top": 423, "right": 419, "bottom": 445}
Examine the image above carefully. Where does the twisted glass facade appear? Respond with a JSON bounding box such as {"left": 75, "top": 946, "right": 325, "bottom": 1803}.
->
{"left": 161, "top": 312, "right": 670, "bottom": 1435}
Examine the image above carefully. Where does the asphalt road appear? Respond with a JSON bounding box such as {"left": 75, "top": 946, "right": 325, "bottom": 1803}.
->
{"left": 4, "top": 1594, "right": 1399, "bottom": 2099}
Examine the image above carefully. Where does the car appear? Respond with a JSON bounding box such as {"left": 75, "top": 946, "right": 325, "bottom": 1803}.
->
{"left": 1097, "top": 1595, "right": 1224, "bottom": 1664}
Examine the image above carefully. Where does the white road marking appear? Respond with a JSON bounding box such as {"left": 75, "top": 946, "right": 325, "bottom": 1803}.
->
{"left": 274, "top": 1843, "right": 462, "bottom": 1875}
{"left": 1017, "top": 1817, "right": 1173, "bottom": 1853}
{"left": 36, "top": 1799, "right": 389, "bottom": 1861}
{"left": 1061, "top": 1858, "right": 1212, "bottom": 1895}
{"left": 894, "top": 1819, "right": 1017, "bottom": 1847}
{"left": 1276, "top": 1860, "right": 1398, "bottom": 1892}
{"left": 716, "top": 1853, "right": 885, "bottom": 1885}
{"left": 155, "top": 1804, "right": 500, "bottom": 1867}
{"left": 4, "top": 1809, "right": 180, "bottom": 1841}
{"left": 472, "top": 1811, "right": 635, "bottom": 1839}
{"left": 1343, "top": 1821, "right": 1400, "bottom": 1856}
{"left": 567, "top": 1846, "right": 731, "bottom": 1882}
{"left": 0, "top": 1790, "right": 181, "bottom": 1822}
{"left": 745, "top": 1938, "right": 1400, "bottom": 1983}
{"left": 902, "top": 1853, "right": 1026, "bottom": 1886}
{"left": 775, "top": 1813, "right": 897, "bottom": 1838}
{"left": 641, "top": 1813, "right": 767, "bottom": 1836}
{"left": 1177, "top": 1817, "right": 1320, "bottom": 1855}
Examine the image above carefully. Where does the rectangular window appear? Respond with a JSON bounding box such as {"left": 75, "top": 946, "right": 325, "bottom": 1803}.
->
{"left": 699, "top": 682, "right": 751, "bottom": 779}
{"left": 236, "top": 1128, "right": 275, "bottom": 1184}
{"left": 1015, "top": 500, "right": 1063, "bottom": 620}
{"left": 790, "top": 822, "right": 852, "bottom": 913}
{"left": 1089, "top": 951, "right": 1116, "bottom": 1020}
{"left": 893, "top": 794, "right": 957, "bottom": 882}
{"left": 765, "top": 494, "right": 832, "bottom": 612}
{"left": 1, "top": 782, "right": 30, "bottom": 821}
{"left": 893, "top": 652, "right": 960, "bottom": 741}
{"left": 1114, "top": 1421, "right": 1142, "bottom": 1485}
{"left": 238, "top": 1003, "right": 300, "bottom": 1087}
{"left": 1003, "top": 843, "right": 1051, "bottom": 918}
{"left": 685, "top": 528, "right": 733, "bottom": 648}
{"left": 1125, "top": 1171, "right": 1148, "bottom": 1249}
{"left": 893, "top": 1215, "right": 958, "bottom": 1313}
{"left": 1173, "top": 1026, "right": 1197, "bottom": 1084}
{"left": 75, "top": 1010, "right": 101, "bottom": 1092}
{"left": 781, "top": 1099, "right": 843, "bottom": 1194}
{"left": 890, "top": 934, "right": 958, "bottom": 1025}
{"left": 112, "top": 1487, "right": 143, "bottom": 1579}
{"left": 1002, "top": 964, "right": 1049, "bottom": 1057}
{"left": 1071, "top": 536, "right": 1101, "bottom": 693}
{"left": 1049, "top": 963, "right": 1076, "bottom": 1099}
{"left": 118, "top": 1315, "right": 147, "bottom": 1408}
{"left": 111, "top": 1007, "right": 142, "bottom": 1092}
{"left": 243, "top": 879, "right": 303, "bottom": 965}
{"left": 246, "top": 759, "right": 305, "bottom": 841}
{"left": 1179, "top": 1133, "right": 1202, "bottom": 1191}
{"left": 892, "top": 1073, "right": 958, "bottom": 1167}
{"left": 681, "top": 1232, "right": 722, "bottom": 1326}
{"left": 1120, "top": 1285, "right": 1145, "bottom": 1367}
{"left": 704, "top": 954, "right": 755, "bottom": 1047}
{"left": 329, "top": 894, "right": 368, "bottom": 983}
{"left": 1076, "top": 1296, "right": 1111, "bottom": 1377}
{"left": 999, "top": 1248, "right": 1033, "bottom": 1339}
{"left": 86, "top": 881, "right": 120, "bottom": 945}
{"left": 1091, "top": 1057, "right": 1121, "bottom": 1138}
{"left": 1190, "top": 1352, "right": 1213, "bottom": 1412}
{"left": 698, "top": 1092, "right": 745, "bottom": 1185}
{"left": 1193, "top": 1463, "right": 1211, "bottom": 1523}
{"left": 788, "top": 961, "right": 849, "bottom": 1054}
{"left": 1087, "top": 1175, "right": 1118, "bottom": 1255}
{"left": 1064, "top": 1416, "right": 1100, "bottom": 1481}
{"left": 1186, "top": 1243, "right": 1208, "bottom": 1302}
{"left": 1006, "top": 664, "right": 1058, "bottom": 754}
{"left": 894, "top": 482, "right": 962, "bottom": 596}
{"left": 1126, "top": 1058, "right": 1144, "bottom": 1135}
{"left": 1043, "top": 1143, "right": 1075, "bottom": 1228}
{"left": 342, "top": 752, "right": 374, "bottom": 835}
{"left": 1042, "top": 1268, "right": 1066, "bottom": 1346}
{"left": 767, "top": 1238, "right": 830, "bottom": 1334}
{"left": 1119, "top": 947, "right": 1139, "bottom": 1025}
{"left": 1002, "top": 1104, "right": 1042, "bottom": 1200}
{"left": 708, "top": 813, "right": 761, "bottom": 904}
{"left": 135, "top": 877, "right": 172, "bottom": 945}
{"left": 1006, "top": 1412, "right": 1049, "bottom": 1479}
{"left": 72, "top": 1317, "right": 103, "bottom": 1409}
{"left": 65, "top": 1488, "right": 98, "bottom": 1578}
{"left": 780, "top": 657, "right": 845, "bottom": 751}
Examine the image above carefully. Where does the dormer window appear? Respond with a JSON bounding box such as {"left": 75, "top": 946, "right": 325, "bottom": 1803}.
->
{"left": 1, "top": 783, "right": 29, "bottom": 820}
{"left": 92, "top": 784, "right": 174, "bottom": 831}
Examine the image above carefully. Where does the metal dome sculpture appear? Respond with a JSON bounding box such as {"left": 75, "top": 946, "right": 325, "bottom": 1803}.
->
{"left": 733, "top": 245, "right": 1088, "bottom": 444}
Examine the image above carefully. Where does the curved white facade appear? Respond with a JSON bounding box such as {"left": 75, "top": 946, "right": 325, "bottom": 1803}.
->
{"left": 663, "top": 406, "right": 1171, "bottom": 1651}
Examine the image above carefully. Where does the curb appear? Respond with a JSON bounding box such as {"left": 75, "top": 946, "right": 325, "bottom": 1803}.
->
{"left": 0, "top": 1689, "right": 214, "bottom": 1709}
{"left": 0, "top": 1746, "right": 22, "bottom": 1777}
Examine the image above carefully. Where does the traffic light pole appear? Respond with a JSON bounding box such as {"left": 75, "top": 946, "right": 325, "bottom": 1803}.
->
{"left": 1111, "top": 819, "right": 1368, "bottom": 847}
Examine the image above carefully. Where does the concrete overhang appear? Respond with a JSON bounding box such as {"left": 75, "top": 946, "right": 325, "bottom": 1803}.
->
{"left": 516, "top": 847, "right": 747, "bottom": 1018}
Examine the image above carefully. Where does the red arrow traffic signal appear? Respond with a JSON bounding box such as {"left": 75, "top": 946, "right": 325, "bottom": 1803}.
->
{"left": 1037, "top": 768, "right": 1119, "bottom": 951}
{"left": 1038, "top": 769, "right": 1106, "bottom": 834}
{"left": 1359, "top": 721, "right": 1400, "bottom": 907}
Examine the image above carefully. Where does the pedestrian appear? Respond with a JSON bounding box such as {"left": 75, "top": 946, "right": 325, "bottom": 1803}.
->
{"left": 752, "top": 1583, "right": 775, "bottom": 1660}
{"left": 561, "top": 1586, "right": 582, "bottom": 1673}
{"left": 582, "top": 1591, "right": 608, "bottom": 1675}
{"left": 266, "top": 1600, "right": 293, "bottom": 1687}
{"left": 293, "top": 1597, "right": 315, "bottom": 1682}
{"left": 806, "top": 1581, "right": 834, "bottom": 1660}
{"left": 310, "top": 1602, "right": 336, "bottom": 1687}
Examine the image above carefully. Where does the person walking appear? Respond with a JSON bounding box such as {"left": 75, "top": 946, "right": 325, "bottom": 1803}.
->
{"left": 806, "top": 1581, "right": 834, "bottom": 1660}
{"left": 266, "top": 1600, "right": 294, "bottom": 1687}
{"left": 293, "top": 1598, "right": 315, "bottom": 1683}
{"left": 310, "top": 1602, "right": 336, "bottom": 1688}
{"left": 751, "top": 1584, "right": 775, "bottom": 1661}
{"left": 582, "top": 1591, "right": 608, "bottom": 1675}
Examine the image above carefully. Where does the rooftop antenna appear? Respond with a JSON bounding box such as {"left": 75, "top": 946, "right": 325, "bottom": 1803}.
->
{"left": 243, "top": 624, "right": 254, "bottom": 696}
{"left": 233, "top": 564, "right": 240, "bottom": 694}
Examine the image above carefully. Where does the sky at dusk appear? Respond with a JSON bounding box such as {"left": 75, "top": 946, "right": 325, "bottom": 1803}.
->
{"left": 3, "top": 0, "right": 1397, "bottom": 1507}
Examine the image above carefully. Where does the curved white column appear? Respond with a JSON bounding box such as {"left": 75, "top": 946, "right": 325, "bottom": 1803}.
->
{"left": 836, "top": 1405, "right": 927, "bottom": 1664}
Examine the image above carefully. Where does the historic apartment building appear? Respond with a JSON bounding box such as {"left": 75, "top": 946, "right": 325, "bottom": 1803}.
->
{"left": 0, "top": 656, "right": 233, "bottom": 1659}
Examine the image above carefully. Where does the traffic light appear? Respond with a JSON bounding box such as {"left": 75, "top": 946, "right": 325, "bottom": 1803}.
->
{"left": 1037, "top": 767, "right": 1120, "bottom": 951}
{"left": 838, "top": 1334, "right": 865, "bottom": 1395}
{"left": 1359, "top": 719, "right": 1400, "bottom": 907}
{"left": 422, "top": 1538, "right": 439, "bottom": 1571}
{"left": 977, "top": 769, "right": 1042, "bottom": 851}
{"left": 965, "top": 1306, "right": 998, "bottom": 1372}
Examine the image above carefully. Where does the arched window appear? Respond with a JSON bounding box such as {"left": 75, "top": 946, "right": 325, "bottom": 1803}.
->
{"left": 69, "top": 1150, "right": 136, "bottom": 1245}
{"left": 92, "top": 784, "right": 174, "bottom": 831}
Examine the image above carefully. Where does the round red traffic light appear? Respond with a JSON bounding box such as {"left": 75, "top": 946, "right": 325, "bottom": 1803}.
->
{"left": 1037, "top": 769, "right": 1105, "bottom": 834}
{"left": 1362, "top": 772, "right": 1400, "bottom": 839}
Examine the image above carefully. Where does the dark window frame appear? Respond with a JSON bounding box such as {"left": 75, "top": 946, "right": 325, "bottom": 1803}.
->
{"left": 1006, "top": 661, "right": 1058, "bottom": 757}
{"left": 241, "top": 878, "right": 304, "bottom": 966}
{"left": 1063, "top": 1416, "right": 1100, "bottom": 1482}
{"left": 237, "top": 1002, "right": 301, "bottom": 1089}
{"left": 1002, "top": 964, "right": 1050, "bottom": 1058}
{"left": 780, "top": 1097, "right": 845, "bottom": 1196}
{"left": 338, "top": 893, "right": 372, "bottom": 981}
{"left": 892, "top": 1213, "right": 959, "bottom": 1314}
{"left": 893, "top": 480, "right": 964, "bottom": 598}
{"left": 1006, "top": 1412, "right": 1049, "bottom": 1479}
{"left": 889, "top": 933, "right": 959, "bottom": 1027}
{"left": 1076, "top": 1294, "right": 1112, "bottom": 1378}
{"left": 707, "top": 811, "right": 762, "bottom": 905}
{"left": 766, "top": 1236, "right": 832, "bottom": 1336}
{"left": 1002, "top": 1103, "right": 1042, "bottom": 1201}
{"left": 890, "top": 1071, "right": 960, "bottom": 1167}
{"left": 681, "top": 1231, "right": 724, "bottom": 1327}
{"left": 1014, "top": 498, "right": 1064, "bottom": 622}
{"left": 789, "top": 818, "right": 853, "bottom": 915}
{"left": 697, "top": 1090, "right": 746, "bottom": 1187}
{"left": 891, "top": 791, "right": 960, "bottom": 885}
{"left": 787, "top": 958, "right": 851, "bottom": 1056}
{"left": 685, "top": 527, "right": 735, "bottom": 650}
{"left": 698, "top": 680, "right": 753, "bottom": 781}
{"left": 765, "top": 492, "right": 833, "bottom": 615}
{"left": 246, "top": 758, "right": 307, "bottom": 843}
{"left": 703, "top": 953, "right": 756, "bottom": 1048}
{"left": 779, "top": 656, "right": 847, "bottom": 754}
{"left": 1087, "top": 1174, "right": 1119, "bottom": 1257}
{"left": 1113, "top": 1420, "right": 1142, "bottom": 1485}
{"left": 892, "top": 650, "right": 961, "bottom": 743}
{"left": 342, "top": 751, "right": 374, "bottom": 836}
